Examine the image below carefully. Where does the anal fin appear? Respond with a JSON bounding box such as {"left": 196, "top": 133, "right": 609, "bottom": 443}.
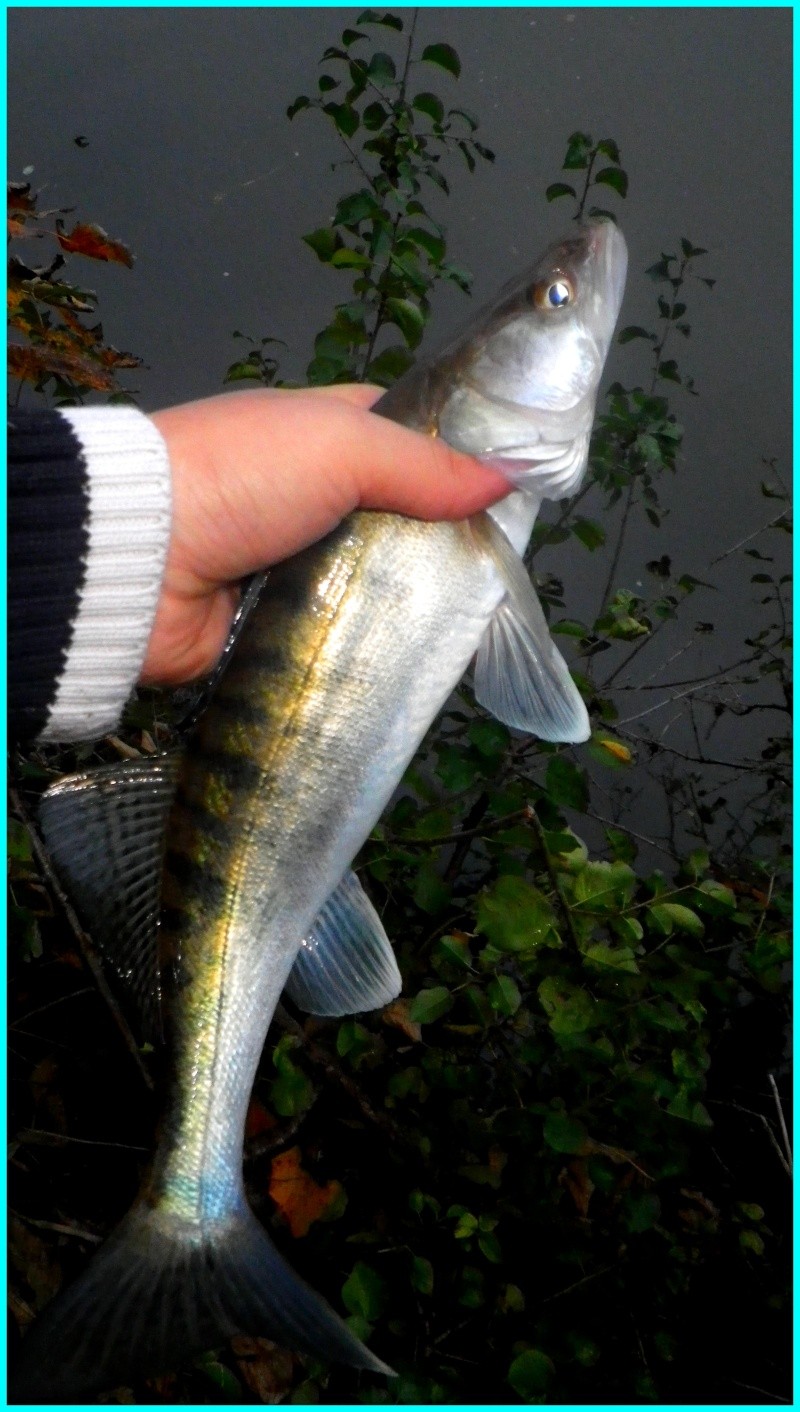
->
{"left": 284, "top": 870, "right": 401, "bottom": 1016}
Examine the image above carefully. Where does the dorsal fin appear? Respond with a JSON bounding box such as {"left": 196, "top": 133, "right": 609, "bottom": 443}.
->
{"left": 38, "top": 754, "right": 181, "bottom": 1038}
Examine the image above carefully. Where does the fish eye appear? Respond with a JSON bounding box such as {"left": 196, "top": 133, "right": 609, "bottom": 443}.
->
{"left": 531, "top": 275, "right": 575, "bottom": 310}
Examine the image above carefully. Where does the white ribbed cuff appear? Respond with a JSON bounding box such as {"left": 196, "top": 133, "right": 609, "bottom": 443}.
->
{"left": 39, "top": 406, "right": 172, "bottom": 742}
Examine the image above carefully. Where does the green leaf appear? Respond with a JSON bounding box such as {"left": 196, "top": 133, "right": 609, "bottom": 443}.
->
{"left": 543, "top": 1110, "right": 588, "bottom": 1154}
{"left": 362, "top": 100, "right": 388, "bottom": 130}
{"left": 412, "top": 857, "right": 451, "bottom": 914}
{"left": 573, "top": 517, "right": 606, "bottom": 551}
{"left": 546, "top": 182, "right": 576, "bottom": 202}
{"left": 408, "top": 985, "right": 454, "bottom": 1025}
{"left": 538, "top": 976, "right": 596, "bottom": 1036}
{"left": 584, "top": 943, "right": 640, "bottom": 975}
{"left": 656, "top": 903, "right": 704, "bottom": 938}
{"left": 421, "top": 42, "right": 461, "bottom": 77}
{"left": 303, "top": 227, "right": 340, "bottom": 262}
{"left": 597, "top": 138, "right": 621, "bottom": 162}
{"left": 318, "top": 74, "right": 338, "bottom": 92}
{"left": 739, "top": 1229, "right": 765, "bottom": 1256}
{"left": 468, "top": 718, "right": 510, "bottom": 759}
{"left": 412, "top": 91, "right": 445, "bottom": 123}
{"left": 436, "top": 933, "right": 473, "bottom": 970}
{"left": 404, "top": 225, "right": 445, "bottom": 264}
{"left": 385, "top": 296, "right": 425, "bottom": 348}
{"left": 625, "top": 1191, "right": 661, "bottom": 1233}
{"left": 342, "top": 1262, "right": 387, "bottom": 1320}
{"left": 410, "top": 1254, "right": 434, "bottom": 1295}
{"left": 563, "top": 130, "right": 593, "bottom": 169}
{"left": 545, "top": 756, "right": 589, "bottom": 811}
{"left": 368, "top": 50, "right": 396, "bottom": 83}
{"left": 365, "top": 343, "right": 414, "bottom": 384}
{"left": 571, "top": 862, "right": 635, "bottom": 911}
{"left": 329, "top": 246, "right": 371, "bottom": 269}
{"left": 195, "top": 1352, "right": 243, "bottom": 1398}
{"left": 287, "top": 95, "right": 311, "bottom": 119}
{"left": 477, "top": 876, "right": 559, "bottom": 953}
{"left": 694, "top": 880, "right": 737, "bottom": 913}
{"left": 478, "top": 1231, "right": 502, "bottom": 1263}
{"left": 357, "top": 8, "right": 403, "bottom": 30}
{"left": 508, "top": 1349, "right": 555, "bottom": 1399}
{"left": 666, "top": 1085, "right": 713, "bottom": 1126}
{"left": 618, "top": 325, "right": 656, "bottom": 344}
{"left": 449, "top": 105, "right": 478, "bottom": 130}
{"left": 488, "top": 974, "right": 522, "bottom": 1017}
{"left": 334, "top": 190, "right": 380, "bottom": 226}
{"left": 269, "top": 1044, "right": 314, "bottom": 1117}
{"left": 323, "top": 101, "right": 360, "bottom": 138}
{"left": 551, "top": 618, "right": 587, "bottom": 638}
{"left": 594, "top": 166, "right": 628, "bottom": 197}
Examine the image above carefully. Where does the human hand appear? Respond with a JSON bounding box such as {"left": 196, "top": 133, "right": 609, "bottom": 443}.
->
{"left": 144, "top": 386, "right": 510, "bottom": 685}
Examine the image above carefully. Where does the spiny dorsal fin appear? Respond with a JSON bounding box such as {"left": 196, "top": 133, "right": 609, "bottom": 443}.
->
{"left": 470, "top": 514, "right": 591, "bottom": 742}
{"left": 284, "top": 869, "right": 401, "bottom": 1016}
{"left": 38, "top": 754, "right": 181, "bottom": 1038}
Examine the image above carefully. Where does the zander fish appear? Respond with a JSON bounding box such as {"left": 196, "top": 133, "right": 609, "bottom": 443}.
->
{"left": 14, "top": 218, "right": 627, "bottom": 1400}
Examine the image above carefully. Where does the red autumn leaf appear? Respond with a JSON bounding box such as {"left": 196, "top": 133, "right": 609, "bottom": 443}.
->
{"left": 268, "top": 1145, "right": 343, "bottom": 1238}
{"left": 56, "top": 220, "right": 134, "bottom": 267}
{"left": 8, "top": 341, "right": 117, "bottom": 392}
{"left": 245, "top": 1096, "right": 277, "bottom": 1140}
{"left": 8, "top": 182, "right": 35, "bottom": 213}
{"left": 98, "top": 344, "right": 143, "bottom": 371}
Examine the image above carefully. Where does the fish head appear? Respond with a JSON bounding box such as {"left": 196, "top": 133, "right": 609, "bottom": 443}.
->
{"left": 435, "top": 218, "right": 628, "bottom": 498}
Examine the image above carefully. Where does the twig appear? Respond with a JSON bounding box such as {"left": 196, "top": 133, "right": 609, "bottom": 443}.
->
{"left": 709, "top": 1099, "right": 792, "bottom": 1179}
{"left": 767, "top": 1073, "right": 792, "bottom": 1173}
{"left": 539, "top": 1261, "right": 617, "bottom": 1304}
{"left": 9, "top": 782, "right": 154, "bottom": 1092}
{"left": 10, "top": 987, "right": 95, "bottom": 1028}
{"left": 12, "top": 1212, "right": 102, "bottom": 1245}
{"left": 727, "top": 1380, "right": 790, "bottom": 1404}
{"left": 272, "top": 1006, "right": 404, "bottom": 1144}
{"left": 527, "top": 804, "right": 581, "bottom": 955}
{"left": 18, "top": 1128, "right": 148, "bottom": 1152}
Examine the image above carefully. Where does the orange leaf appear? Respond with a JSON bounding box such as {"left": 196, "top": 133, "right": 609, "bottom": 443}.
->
{"left": 558, "top": 1158, "right": 595, "bottom": 1218}
{"left": 56, "top": 220, "right": 134, "bottom": 267}
{"left": 268, "top": 1145, "right": 343, "bottom": 1238}
{"left": 232, "top": 1336, "right": 295, "bottom": 1401}
{"left": 597, "top": 737, "right": 632, "bottom": 763}
{"left": 382, "top": 997, "right": 422, "bottom": 1043}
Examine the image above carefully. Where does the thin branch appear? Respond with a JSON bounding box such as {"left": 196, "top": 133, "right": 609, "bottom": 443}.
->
{"left": 527, "top": 805, "right": 582, "bottom": 955}
{"left": 596, "top": 476, "right": 635, "bottom": 620}
{"left": 768, "top": 1073, "right": 792, "bottom": 1173}
{"left": 12, "top": 1212, "right": 102, "bottom": 1245}
{"left": 709, "top": 510, "right": 789, "bottom": 567}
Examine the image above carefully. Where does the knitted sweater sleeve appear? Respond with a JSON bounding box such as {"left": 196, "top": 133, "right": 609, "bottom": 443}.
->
{"left": 8, "top": 405, "right": 172, "bottom": 744}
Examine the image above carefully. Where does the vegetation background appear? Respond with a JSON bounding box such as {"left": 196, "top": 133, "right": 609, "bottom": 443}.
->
{"left": 8, "top": 8, "right": 791, "bottom": 1406}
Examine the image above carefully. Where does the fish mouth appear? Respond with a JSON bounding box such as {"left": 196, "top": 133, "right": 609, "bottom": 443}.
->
{"left": 585, "top": 217, "right": 628, "bottom": 338}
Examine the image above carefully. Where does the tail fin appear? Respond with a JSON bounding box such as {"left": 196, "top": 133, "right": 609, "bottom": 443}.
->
{"left": 11, "top": 1202, "right": 394, "bottom": 1402}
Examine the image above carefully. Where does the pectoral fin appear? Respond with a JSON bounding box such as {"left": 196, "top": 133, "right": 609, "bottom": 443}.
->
{"left": 284, "top": 870, "right": 401, "bottom": 1016}
{"left": 470, "top": 514, "right": 591, "bottom": 743}
{"left": 38, "top": 754, "right": 181, "bottom": 1038}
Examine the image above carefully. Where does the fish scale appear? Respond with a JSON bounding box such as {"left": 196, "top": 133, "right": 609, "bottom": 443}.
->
{"left": 15, "top": 218, "right": 627, "bottom": 1401}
